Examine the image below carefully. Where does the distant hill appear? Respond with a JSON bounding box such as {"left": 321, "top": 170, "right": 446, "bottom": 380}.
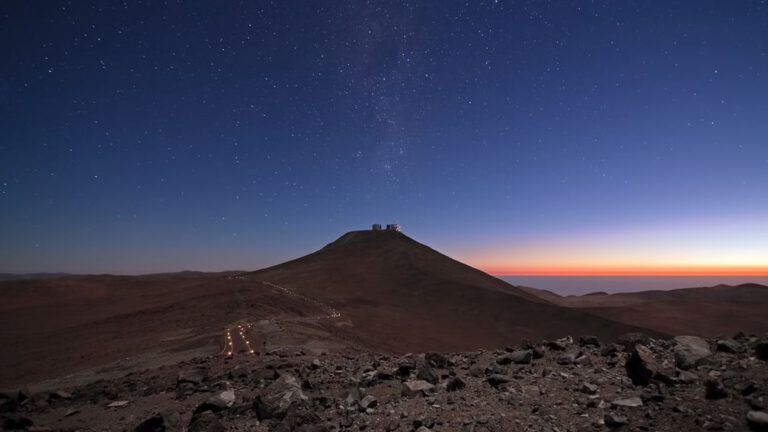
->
{"left": 0, "top": 272, "right": 69, "bottom": 281}
{"left": 249, "top": 230, "right": 661, "bottom": 352}
{"left": 523, "top": 283, "right": 768, "bottom": 336}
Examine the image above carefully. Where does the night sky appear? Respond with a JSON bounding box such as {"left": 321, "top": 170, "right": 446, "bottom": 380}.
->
{"left": 1, "top": 1, "right": 767, "bottom": 275}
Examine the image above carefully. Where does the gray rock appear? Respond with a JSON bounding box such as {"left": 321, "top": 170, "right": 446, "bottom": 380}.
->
{"left": 509, "top": 349, "right": 533, "bottom": 364}
{"left": 255, "top": 374, "right": 308, "bottom": 419}
{"left": 417, "top": 365, "right": 439, "bottom": 384}
{"left": 747, "top": 410, "right": 768, "bottom": 431}
{"left": 401, "top": 380, "right": 435, "bottom": 397}
{"left": 604, "top": 413, "right": 628, "bottom": 428}
{"left": 580, "top": 382, "right": 598, "bottom": 395}
{"left": 580, "top": 335, "right": 601, "bottom": 347}
{"left": 360, "top": 395, "right": 377, "bottom": 409}
{"left": 716, "top": 338, "right": 745, "bottom": 353}
{"left": 674, "top": 335, "right": 712, "bottom": 370}
{"left": 612, "top": 396, "right": 643, "bottom": 407}
{"left": 425, "top": 352, "right": 450, "bottom": 368}
{"left": 344, "top": 387, "right": 362, "bottom": 408}
{"left": 486, "top": 374, "right": 510, "bottom": 389}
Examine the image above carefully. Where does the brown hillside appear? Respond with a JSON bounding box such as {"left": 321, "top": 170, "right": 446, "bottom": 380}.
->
{"left": 249, "top": 230, "right": 662, "bottom": 352}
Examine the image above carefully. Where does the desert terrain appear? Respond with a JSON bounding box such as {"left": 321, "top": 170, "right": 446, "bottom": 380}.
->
{"left": 1, "top": 230, "right": 767, "bottom": 431}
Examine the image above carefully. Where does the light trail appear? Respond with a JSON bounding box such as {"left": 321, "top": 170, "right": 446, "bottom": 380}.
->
{"left": 219, "top": 280, "right": 342, "bottom": 358}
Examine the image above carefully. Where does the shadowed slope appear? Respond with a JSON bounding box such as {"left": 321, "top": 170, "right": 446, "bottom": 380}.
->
{"left": 249, "top": 230, "right": 663, "bottom": 352}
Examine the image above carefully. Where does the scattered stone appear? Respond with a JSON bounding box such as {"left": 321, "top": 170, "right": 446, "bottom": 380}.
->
{"left": 135, "top": 410, "right": 183, "bottom": 432}
{"left": 580, "top": 335, "right": 601, "bottom": 347}
{"left": 63, "top": 408, "right": 80, "bottom": 417}
{"left": 446, "top": 376, "right": 466, "bottom": 392}
{"left": 417, "top": 365, "right": 439, "bottom": 384}
{"left": 580, "top": 382, "right": 598, "bottom": 395}
{"left": 106, "top": 400, "right": 130, "bottom": 408}
{"left": 508, "top": 349, "right": 533, "bottom": 364}
{"left": 425, "top": 352, "right": 449, "bottom": 368}
{"left": 402, "top": 380, "right": 435, "bottom": 397}
{"left": 486, "top": 374, "right": 510, "bottom": 389}
{"left": 187, "top": 411, "right": 224, "bottom": 432}
{"left": 674, "top": 335, "right": 712, "bottom": 370}
{"left": 309, "top": 358, "right": 321, "bottom": 369}
{"left": 194, "top": 389, "right": 235, "bottom": 415}
{"left": 705, "top": 379, "right": 728, "bottom": 400}
{"left": 612, "top": 397, "right": 643, "bottom": 408}
{"left": 557, "top": 351, "right": 578, "bottom": 365}
{"left": 360, "top": 395, "right": 377, "bottom": 409}
{"left": 255, "top": 374, "right": 308, "bottom": 419}
{"left": 716, "top": 338, "right": 745, "bottom": 353}
{"left": 747, "top": 410, "right": 768, "bottom": 431}
{"left": 625, "top": 344, "right": 657, "bottom": 386}
{"left": 604, "top": 413, "right": 628, "bottom": 428}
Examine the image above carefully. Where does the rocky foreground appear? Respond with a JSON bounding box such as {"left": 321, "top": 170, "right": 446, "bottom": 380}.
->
{"left": 2, "top": 333, "right": 768, "bottom": 432}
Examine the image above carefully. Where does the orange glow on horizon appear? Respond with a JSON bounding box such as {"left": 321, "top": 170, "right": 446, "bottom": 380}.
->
{"left": 480, "top": 265, "right": 768, "bottom": 277}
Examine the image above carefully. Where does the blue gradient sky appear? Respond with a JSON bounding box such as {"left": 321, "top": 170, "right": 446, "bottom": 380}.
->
{"left": 1, "top": 1, "right": 767, "bottom": 275}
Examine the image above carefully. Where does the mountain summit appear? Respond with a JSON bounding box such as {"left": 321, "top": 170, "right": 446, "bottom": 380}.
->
{"left": 250, "top": 230, "right": 660, "bottom": 352}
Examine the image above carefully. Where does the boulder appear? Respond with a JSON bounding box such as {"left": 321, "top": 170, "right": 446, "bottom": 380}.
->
{"left": 344, "top": 387, "right": 362, "bottom": 408}
{"left": 716, "top": 338, "right": 745, "bottom": 353}
{"left": 747, "top": 410, "right": 768, "bottom": 431}
{"left": 579, "top": 335, "right": 601, "bottom": 347}
{"left": 360, "top": 395, "right": 377, "bottom": 409}
{"left": 425, "top": 352, "right": 449, "bottom": 368}
{"left": 486, "top": 374, "right": 510, "bottom": 389}
{"left": 580, "top": 383, "right": 598, "bottom": 395}
{"left": 134, "top": 410, "right": 183, "bottom": 432}
{"left": 625, "top": 344, "right": 657, "bottom": 386}
{"left": 401, "top": 380, "right": 435, "bottom": 397}
{"left": 612, "top": 397, "right": 643, "bottom": 407}
{"left": 674, "top": 335, "right": 712, "bottom": 370}
{"left": 417, "top": 365, "right": 439, "bottom": 384}
{"left": 508, "top": 349, "right": 533, "bottom": 364}
{"left": 255, "top": 374, "right": 308, "bottom": 419}
{"left": 194, "top": 390, "right": 235, "bottom": 415}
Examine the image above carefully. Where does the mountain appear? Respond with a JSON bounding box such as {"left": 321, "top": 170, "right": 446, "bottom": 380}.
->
{"left": 524, "top": 283, "right": 768, "bottom": 337}
{"left": 0, "top": 272, "right": 69, "bottom": 281}
{"left": 249, "top": 230, "right": 662, "bottom": 352}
